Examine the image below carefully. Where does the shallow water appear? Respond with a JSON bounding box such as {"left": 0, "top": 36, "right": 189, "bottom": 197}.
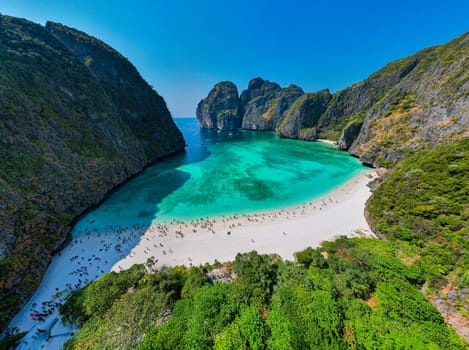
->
{"left": 73, "top": 118, "right": 366, "bottom": 235}
{"left": 9, "top": 118, "right": 368, "bottom": 349}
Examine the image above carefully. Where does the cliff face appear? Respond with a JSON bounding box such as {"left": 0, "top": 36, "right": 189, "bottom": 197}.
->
{"left": 273, "top": 84, "right": 305, "bottom": 122}
{"left": 0, "top": 15, "right": 185, "bottom": 328}
{"left": 197, "top": 32, "right": 468, "bottom": 166}
{"left": 276, "top": 90, "right": 331, "bottom": 140}
{"left": 240, "top": 77, "right": 283, "bottom": 130}
{"left": 196, "top": 77, "right": 304, "bottom": 132}
{"left": 196, "top": 81, "right": 241, "bottom": 130}
{"left": 337, "top": 120, "right": 363, "bottom": 150}
{"left": 45, "top": 22, "right": 184, "bottom": 161}
{"left": 241, "top": 79, "right": 305, "bottom": 131}
{"left": 347, "top": 33, "right": 469, "bottom": 166}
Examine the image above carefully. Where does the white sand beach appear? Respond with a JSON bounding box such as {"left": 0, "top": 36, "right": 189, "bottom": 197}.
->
{"left": 317, "top": 138, "right": 338, "bottom": 145}
{"left": 114, "top": 169, "right": 378, "bottom": 271}
{"left": 8, "top": 169, "right": 377, "bottom": 349}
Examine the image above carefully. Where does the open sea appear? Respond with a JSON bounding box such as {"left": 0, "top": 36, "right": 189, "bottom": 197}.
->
{"left": 72, "top": 118, "right": 367, "bottom": 236}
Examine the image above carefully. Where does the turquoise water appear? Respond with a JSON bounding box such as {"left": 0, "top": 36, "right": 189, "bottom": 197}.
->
{"left": 73, "top": 118, "right": 367, "bottom": 235}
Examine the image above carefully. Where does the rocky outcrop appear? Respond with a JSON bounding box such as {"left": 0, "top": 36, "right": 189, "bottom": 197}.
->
{"left": 241, "top": 82, "right": 305, "bottom": 131}
{"left": 268, "top": 84, "right": 305, "bottom": 128}
{"left": 45, "top": 22, "right": 184, "bottom": 161}
{"left": 429, "top": 287, "right": 469, "bottom": 343}
{"left": 196, "top": 81, "right": 241, "bottom": 130}
{"left": 240, "top": 77, "right": 283, "bottom": 130}
{"left": 0, "top": 14, "right": 185, "bottom": 329}
{"left": 196, "top": 78, "right": 304, "bottom": 132}
{"left": 238, "top": 79, "right": 305, "bottom": 131}
{"left": 347, "top": 33, "right": 469, "bottom": 166}
{"left": 276, "top": 90, "right": 331, "bottom": 140}
{"left": 337, "top": 119, "right": 364, "bottom": 150}
{"left": 197, "top": 32, "right": 468, "bottom": 167}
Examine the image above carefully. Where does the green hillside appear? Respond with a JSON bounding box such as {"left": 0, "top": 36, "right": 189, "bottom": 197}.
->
{"left": 0, "top": 14, "right": 184, "bottom": 329}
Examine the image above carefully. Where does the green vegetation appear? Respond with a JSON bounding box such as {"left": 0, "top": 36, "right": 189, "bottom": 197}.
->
{"left": 276, "top": 90, "right": 331, "bottom": 139}
{"left": 382, "top": 90, "right": 417, "bottom": 116}
{"left": 317, "top": 32, "right": 468, "bottom": 165}
{"left": 0, "top": 14, "right": 184, "bottom": 331}
{"left": 0, "top": 332, "right": 27, "bottom": 350}
{"left": 61, "top": 241, "right": 466, "bottom": 349}
{"left": 333, "top": 111, "right": 367, "bottom": 140}
{"left": 2, "top": 13, "right": 468, "bottom": 347}
{"left": 59, "top": 138, "right": 469, "bottom": 349}
{"left": 368, "top": 139, "right": 469, "bottom": 294}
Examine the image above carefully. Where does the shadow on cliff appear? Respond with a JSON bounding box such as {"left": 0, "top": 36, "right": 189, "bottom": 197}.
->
{"left": 72, "top": 121, "right": 213, "bottom": 239}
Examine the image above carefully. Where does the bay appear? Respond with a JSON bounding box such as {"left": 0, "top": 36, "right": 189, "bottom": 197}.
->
{"left": 73, "top": 118, "right": 367, "bottom": 236}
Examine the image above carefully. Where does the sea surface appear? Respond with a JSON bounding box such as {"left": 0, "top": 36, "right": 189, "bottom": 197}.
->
{"left": 73, "top": 118, "right": 367, "bottom": 236}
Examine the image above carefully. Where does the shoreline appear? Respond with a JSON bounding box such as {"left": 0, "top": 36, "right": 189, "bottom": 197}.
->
{"left": 54, "top": 146, "right": 187, "bottom": 254}
{"left": 8, "top": 169, "right": 377, "bottom": 349}
{"left": 114, "top": 169, "right": 378, "bottom": 271}
{"left": 316, "top": 138, "right": 337, "bottom": 146}
{"left": 151, "top": 170, "right": 371, "bottom": 225}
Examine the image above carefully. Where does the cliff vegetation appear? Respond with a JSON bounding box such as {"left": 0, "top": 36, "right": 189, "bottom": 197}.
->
{"left": 197, "top": 33, "right": 468, "bottom": 167}
{"left": 0, "top": 14, "right": 185, "bottom": 329}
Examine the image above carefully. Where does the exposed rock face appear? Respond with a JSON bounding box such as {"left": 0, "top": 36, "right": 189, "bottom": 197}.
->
{"left": 196, "top": 81, "right": 241, "bottom": 130}
{"left": 198, "top": 32, "right": 468, "bottom": 167}
{"left": 347, "top": 33, "right": 469, "bottom": 166}
{"left": 269, "top": 84, "right": 305, "bottom": 126}
{"left": 276, "top": 90, "right": 331, "bottom": 140}
{"left": 45, "top": 22, "right": 184, "bottom": 161}
{"left": 240, "top": 83, "right": 304, "bottom": 131}
{"left": 240, "top": 77, "right": 283, "bottom": 130}
{"left": 337, "top": 120, "right": 364, "bottom": 150}
{"left": 196, "top": 78, "right": 304, "bottom": 132}
{"left": 0, "top": 15, "right": 185, "bottom": 329}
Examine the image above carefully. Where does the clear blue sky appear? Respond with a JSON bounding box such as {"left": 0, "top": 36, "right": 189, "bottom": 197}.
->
{"left": 1, "top": 1, "right": 468, "bottom": 117}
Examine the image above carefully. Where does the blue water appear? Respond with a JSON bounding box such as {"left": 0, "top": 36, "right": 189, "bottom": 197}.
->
{"left": 72, "top": 118, "right": 366, "bottom": 236}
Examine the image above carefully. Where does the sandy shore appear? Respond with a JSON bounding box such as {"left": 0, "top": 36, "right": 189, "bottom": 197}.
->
{"left": 8, "top": 169, "right": 377, "bottom": 349}
{"left": 114, "top": 169, "right": 378, "bottom": 271}
{"left": 8, "top": 228, "right": 144, "bottom": 349}
{"left": 317, "top": 138, "right": 338, "bottom": 146}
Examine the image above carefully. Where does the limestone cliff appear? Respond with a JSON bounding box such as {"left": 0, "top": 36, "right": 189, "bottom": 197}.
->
{"left": 337, "top": 120, "right": 363, "bottom": 150}
{"left": 276, "top": 89, "right": 331, "bottom": 140}
{"left": 273, "top": 84, "right": 305, "bottom": 122}
{"left": 0, "top": 15, "right": 185, "bottom": 329}
{"left": 197, "top": 32, "right": 468, "bottom": 166}
{"left": 346, "top": 33, "right": 469, "bottom": 166}
{"left": 240, "top": 79, "right": 305, "bottom": 131}
{"left": 240, "top": 77, "right": 283, "bottom": 130}
{"left": 196, "top": 81, "right": 241, "bottom": 130}
{"left": 45, "top": 22, "right": 184, "bottom": 162}
{"left": 196, "top": 77, "right": 304, "bottom": 132}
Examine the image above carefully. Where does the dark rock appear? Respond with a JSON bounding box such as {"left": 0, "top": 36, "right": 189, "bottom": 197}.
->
{"left": 0, "top": 14, "right": 185, "bottom": 330}
{"left": 45, "top": 22, "right": 185, "bottom": 162}
{"left": 270, "top": 84, "right": 305, "bottom": 122}
{"left": 239, "top": 77, "right": 269, "bottom": 109}
{"left": 196, "top": 81, "right": 241, "bottom": 130}
{"left": 240, "top": 77, "right": 283, "bottom": 130}
{"left": 197, "top": 33, "right": 468, "bottom": 166}
{"left": 276, "top": 90, "right": 331, "bottom": 140}
{"left": 345, "top": 33, "right": 469, "bottom": 165}
{"left": 197, "top": 79, "right": 304, "bottom": 133}
{"left": 0, "top": 243, "right": 6, "bottom": 260}
{"left": 337, "top": 120, "right": 363, "bottom": 150}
